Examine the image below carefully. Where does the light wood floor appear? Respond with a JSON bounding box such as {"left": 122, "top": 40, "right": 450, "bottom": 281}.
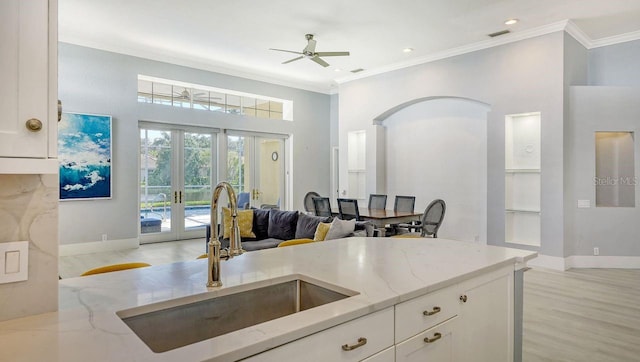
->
{"left": 523, "top": 268, "right": 640, "bottom": 362}
{"left": 59, "top": 243, "right": 640, "bottom": 361}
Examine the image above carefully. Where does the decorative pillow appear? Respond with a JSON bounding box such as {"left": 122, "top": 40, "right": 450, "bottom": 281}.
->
{"left": 268, "top": 209, "right": 299, "bottom": 240}
{"left": 252, "top": 208, "right": 270, "bottom": 239}
{"left": 277, "top": 238, "right": 314, "bottom": 247}
{"left": 325, "top": 218, "right": 356, "bottom": 240}
{"left": 222, "top": 207, "right": 256, "bottom": 239}
{"left": 295, "top": 213, "right": 332, "bottom": 239}
{"left": 313, "top": 222, "right": 332, "bottom": 241}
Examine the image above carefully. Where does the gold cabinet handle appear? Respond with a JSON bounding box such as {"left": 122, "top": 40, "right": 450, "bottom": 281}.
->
{"left": 424, "top": 332, "right": 442, "bottom": 343}
{"left": 460, "top": 295, "right": 468, "bottom": 303}
{"left": 423, "top": 306, "right": 441, "bottom": 316}
{"left": 341, "top": 337, "right": 367, "bottom": 351}
{"left": 25, "top": 118, "right": 43, "bottom": 132}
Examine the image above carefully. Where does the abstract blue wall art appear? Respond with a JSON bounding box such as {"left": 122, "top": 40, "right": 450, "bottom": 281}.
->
{"left": 58, "top": 112, "right": 112, "bottom": 200}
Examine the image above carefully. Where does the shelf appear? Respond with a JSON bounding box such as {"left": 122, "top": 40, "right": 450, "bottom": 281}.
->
{"left": 505, "top": 209, "right": 540, "bottom": 214}
{"left": 505, "top": 169, "right": 540, "bottom": 173}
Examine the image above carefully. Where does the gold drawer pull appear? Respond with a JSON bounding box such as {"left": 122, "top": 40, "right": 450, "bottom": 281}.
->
{"left": 424, "top": 332, "right": 442, "bottom": 344}
{"left": 460, "top": 294, "right": 468, "bottom": 303}
{"left": 342, "top": 337, "right": 367, "bottom": 351}
{"left": 423, "top": 306, "right": 441, "bottom": 316}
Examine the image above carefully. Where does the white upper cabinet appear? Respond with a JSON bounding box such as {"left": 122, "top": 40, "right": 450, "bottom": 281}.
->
{"left": 0, "top": 0, "right": 57, "bottom": 173}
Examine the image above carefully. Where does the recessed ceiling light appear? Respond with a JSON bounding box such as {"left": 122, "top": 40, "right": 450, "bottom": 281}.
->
{"left": 334, "top": 68, "right": 342, "bottom": 72}
{"left": 403, "top": 48, "right": 414, "bottom": 53}
{"left": 504, "top": 18, "right": 518, "bottom": 25}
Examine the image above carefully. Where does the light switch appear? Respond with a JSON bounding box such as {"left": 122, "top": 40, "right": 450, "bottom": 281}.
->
{"left": 0, "top": 241, "right": 28, "bottom": 283}
{"left": 5, "top": 251, "right": 20, "bottom": 274}
{"left": 577, "top": 200, "right": 591, "bottom": 208}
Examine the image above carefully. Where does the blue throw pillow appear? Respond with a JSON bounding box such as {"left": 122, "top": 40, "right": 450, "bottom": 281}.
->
{"left": 295, "top": 213, "right": 332, "bottom": 239}
{"left": 268, "top": 209, "right": 299, "bottom": 240}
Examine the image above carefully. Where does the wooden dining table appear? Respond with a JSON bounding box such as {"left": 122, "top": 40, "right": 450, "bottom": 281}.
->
{"left": 332, "top": 208, "right": 423, "bottom": 236}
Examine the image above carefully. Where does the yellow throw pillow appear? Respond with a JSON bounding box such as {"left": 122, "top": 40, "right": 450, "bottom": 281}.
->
{"left": 277, "top": 238, "right": 314, "bottom": 247}
{"left": 222, "top": 207, "right": 256, "bottom": 239}
{"left": 313, "top": 222, "right": 332, "bottom": 241}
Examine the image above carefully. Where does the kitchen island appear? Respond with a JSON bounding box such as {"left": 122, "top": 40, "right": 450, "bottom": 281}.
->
{"left": 0, "top": 237, "right": 535, "bottom": 362}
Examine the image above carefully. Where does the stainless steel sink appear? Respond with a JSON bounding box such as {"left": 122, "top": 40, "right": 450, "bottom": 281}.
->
{"left": 117, "top": 276, "right": 357, "bottom": 353}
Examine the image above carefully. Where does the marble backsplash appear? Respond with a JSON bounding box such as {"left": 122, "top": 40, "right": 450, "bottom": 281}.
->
{"left": 0, "top": 174, "right": 58, "bottom": 322}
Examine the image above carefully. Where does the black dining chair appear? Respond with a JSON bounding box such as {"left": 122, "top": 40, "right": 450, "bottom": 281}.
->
{"left": 391, "top": 195, "right": 417, "bottom": 234}
{"left": 337, "top": 198, "right": 361, "bottom": 221}
{"left": 312, "top": 197, "right": 332, "bottom": 217}
{"left": 368, "top": 194, "right": 387, "bottom": 210}
{"left": 303, "top": 191, "right": 321, "bottom": 213}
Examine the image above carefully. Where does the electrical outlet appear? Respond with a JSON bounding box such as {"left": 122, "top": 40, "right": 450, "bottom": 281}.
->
{"left": 593, "top": 247, "right": 599, "bottom": 256}
{"left": 102, "top": 234, "right": 107, "bottom": 242}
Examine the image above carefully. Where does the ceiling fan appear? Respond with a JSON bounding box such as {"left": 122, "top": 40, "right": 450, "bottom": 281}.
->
{"left": 173, "top": 88, "right": 221, "bottom": 101}
{"left": 270, "top": 34, "right": 350, "bottom": 67}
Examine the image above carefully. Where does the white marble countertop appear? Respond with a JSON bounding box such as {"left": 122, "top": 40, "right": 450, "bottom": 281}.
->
{"left": 0, "top": 237, "right": 536, "bottom": 362}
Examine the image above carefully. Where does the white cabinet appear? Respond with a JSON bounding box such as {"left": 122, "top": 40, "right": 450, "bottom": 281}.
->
{"left": 242, "top": 307, "right": 394, "bottom": 362}
{"left": 457, "top": 267, "right": 513, "bottom": 362}
{"left": 244, "top": 267, "right": 514, "bottom": 362}
{"left": 0, "top": 0, "right": 58, "bottom": 174}
{"left": 395, "top": 317, "right": 458, "bottom": 362}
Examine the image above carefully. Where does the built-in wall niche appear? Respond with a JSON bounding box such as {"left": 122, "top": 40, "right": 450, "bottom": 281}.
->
{"left": 505, "top": 112, "right": 541, "bottom": 246}
{"left": 347, "top": 130, "right": 366, "bottom": 201}
{"left": 595, "top": 132, "right": 635, "bottom": 207}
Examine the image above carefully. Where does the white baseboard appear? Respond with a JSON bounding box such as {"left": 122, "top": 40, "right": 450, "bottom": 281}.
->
{"left": 526, "top": 254, "right": 640, "bottom": 270}
{"left": 566, "top": 256, "right": 640, "bottom": 269}
{"left": 59, "top": 238, "right": 139, "bottom": 256}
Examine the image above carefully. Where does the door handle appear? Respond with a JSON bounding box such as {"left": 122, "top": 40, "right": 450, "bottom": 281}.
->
{"left": 174, "top": 191, "right": 178, "bottom": 203}
{"left": 179, "top": 191, "right": 183, "bottom": 203}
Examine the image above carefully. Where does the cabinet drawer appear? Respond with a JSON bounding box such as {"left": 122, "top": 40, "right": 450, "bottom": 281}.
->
{"left": 395, "top": 286, "right": 459, "bottom": 342}
{"left": 361, "top": 346, "right": 395, "bottom": 362}
{"left": 243, "top": 307, "right": 394, "bottom": 362}
{"left": 396, "top": 316, "right": 458, "bottom": 362}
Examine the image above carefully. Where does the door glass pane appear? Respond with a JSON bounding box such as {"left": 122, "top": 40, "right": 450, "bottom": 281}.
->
{"left": 227, "top": 135, "right": 249, "bottom": 206}
{"left": 256, "top": 138, "right": 282, "bottom": 208}
{"left": 140, "top": 129, "right": 172, "bottom": 233}
{"left": 183, "top": 132, "right": 213, "bottom": 230}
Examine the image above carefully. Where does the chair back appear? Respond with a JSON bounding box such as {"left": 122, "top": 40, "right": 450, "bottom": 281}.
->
{"left": 303, "top": 191, "right": 321, "bottom": 212}
{"left": 421, "top": 199, "right": 446, "bottom": 237}
{"left": 394, "top": 195, "right": 416, "bottom": 213}
{"left": 368, "top": 194, "right": 387, "bottom": 210}
{"left": 312, "top": 197, "right": 332, "bottom": 217}
{"left": 337, "top": 198, "right": 360, "bottom": 220}
{"left": 237, "top": 192, "right": 251, "bottom": 209}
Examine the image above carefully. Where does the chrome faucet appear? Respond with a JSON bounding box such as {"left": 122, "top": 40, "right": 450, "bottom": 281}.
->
{"left": 207, "top": 181, "right": 245, "bottom": 287}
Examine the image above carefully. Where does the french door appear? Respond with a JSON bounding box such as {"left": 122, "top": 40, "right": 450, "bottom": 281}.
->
{"left": 226, "top": 133, "right": 285, "bottom": 209}
{"left": 139, "top": 124, "right": 217, "bottom": 243}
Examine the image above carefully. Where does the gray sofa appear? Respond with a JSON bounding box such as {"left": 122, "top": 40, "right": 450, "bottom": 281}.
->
{"left": 205, "top": 209, "right": 375, "bottom": 252}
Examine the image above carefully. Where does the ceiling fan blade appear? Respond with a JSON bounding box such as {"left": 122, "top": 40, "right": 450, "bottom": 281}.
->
{"left": 283, "top": 56, "right": 304, "bottom": 64}
{"left": 304, "top": 39, "right": 317, "bottom": 53}
{"left": 270, "top": 48, "right": 304, "bottom": 55}
{"left": 310, "top": 56, "right": 330, "bottom": 67}
{"left": 315, "top": 51, "right": 350, "bottom": 57}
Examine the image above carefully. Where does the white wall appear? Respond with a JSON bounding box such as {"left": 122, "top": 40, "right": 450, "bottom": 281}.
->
{"left": 339, "top": 32, "right": 565, "bottom": 257}
{"left": 58, "top": 43, "right": 331, "bottom": 246}
{"left": 383, "top": 98, "right": 488, "bottom": 242}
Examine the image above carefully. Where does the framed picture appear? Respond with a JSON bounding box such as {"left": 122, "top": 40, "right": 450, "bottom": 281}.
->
{"left": 58, "top": 112, "right": 112, "bottom": 200}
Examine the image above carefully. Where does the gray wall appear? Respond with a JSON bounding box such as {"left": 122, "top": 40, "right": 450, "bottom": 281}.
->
{"left": 589, "top": 39, "right": 640, "bottom": 86}
{"left": 58, "top": 43, "right": 331, "bottom": 245}
{"left": 339, "top": 32, "right": 566, "bottom": 257}
{"left": 567, "top": 87, "right": 640, "bottom": 256}
{"left": 562, "top": 33, "right": 588, "bottom": 257}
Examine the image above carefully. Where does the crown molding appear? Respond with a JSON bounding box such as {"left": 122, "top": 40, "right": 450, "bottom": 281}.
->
{"left": 564, "top": 20, "right": 592, "bottom": 48}
{"left": 590, "top": 29, "right": 640, "bottom": 49}
{"left": 336, "top": 20, "right": 570, "bottom": 85}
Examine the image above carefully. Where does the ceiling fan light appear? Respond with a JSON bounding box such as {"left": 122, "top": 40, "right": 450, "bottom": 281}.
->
{"left": 334, "top": 68, "right": 342, "bottom": 72}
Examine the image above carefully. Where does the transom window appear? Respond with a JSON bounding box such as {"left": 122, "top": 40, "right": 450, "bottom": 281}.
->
{"left": 137, "top": 75, "right": 292, "bottom": 121}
